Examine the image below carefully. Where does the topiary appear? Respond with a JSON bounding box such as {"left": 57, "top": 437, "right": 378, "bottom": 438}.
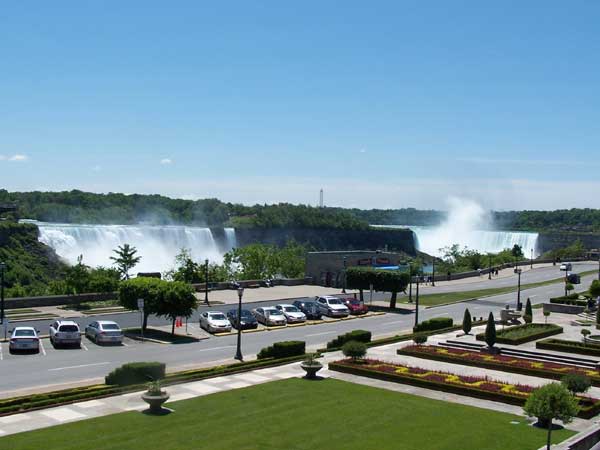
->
{"left": 485, "top": 312, "right": 496, "bottom": 348}
{"left": 342, "top": 340, "right": 367, "bottom": 362}
{"left": 462, "top": 308, "right": 472, "bottom": 335}
{"left": 524, "top": 298, "right": 533, "bottom": 324}
{"left": 413, "top": 334, "right": 428, "bottom": 345}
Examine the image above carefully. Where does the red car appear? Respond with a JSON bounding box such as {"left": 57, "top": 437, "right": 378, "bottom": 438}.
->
{"left": 340, "top": 297, "right": 368, "bottom": 315}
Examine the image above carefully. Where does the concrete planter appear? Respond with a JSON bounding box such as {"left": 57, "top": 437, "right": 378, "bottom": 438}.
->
{"left": 301, "top": 362, "right": 323, "bottom": 380}
{"left": 141, "top": 392, "right": 170, "bottom": 414}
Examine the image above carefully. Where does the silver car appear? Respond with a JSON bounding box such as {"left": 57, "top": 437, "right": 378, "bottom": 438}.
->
{"left": 85, "top": 320, "right": 123, "bottom": 344}
{"left": 49, "top": 320, "right": 81, "bottom": 347}
{"left": 253, "top": 307, "right": 287, "bottom": 326}
{"left": 275, "top": 304, "right": 306, "bottom": 323}
{"left": 200, "top": 311, "right": 232, "bottom": 333}
{"left": 9, "top": 327, "right": 40, "bottom": 353}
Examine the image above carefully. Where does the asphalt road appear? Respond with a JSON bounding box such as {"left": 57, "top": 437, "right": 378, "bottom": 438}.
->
{"left": 1, "top": 262, "right": 597, "bottom": 396}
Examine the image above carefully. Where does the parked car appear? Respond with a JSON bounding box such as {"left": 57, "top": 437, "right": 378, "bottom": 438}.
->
{"left": 227, "top": 309, "right": 259, "bottom": 329}
{"left": 292, "top": 300, "right": 322, "bottom": 320}
{"left": 253, "top": 307, "right": 287, "bottom": 326}
{"left": 49, "top": 320, "right": 81, "bottom": 347}
{"left": 315, "top": 296, "right": 350, "bottom": 317}
{"left": 9, "top": 327, "right": 40, "bottom": 353}
{"left": 275, "top": 304, "right": 306, "bottom": 323}
{"left": 340, "top": 297, "right": 368, "bottom": 315}
{"left": 560, "top": 263, "right": 573, "bottom": 271}
{"left": 85, "top": 320, "right": 124, "bottom": 344}
{"left": 200, "top": 311, "right": 232, "bottom": 333}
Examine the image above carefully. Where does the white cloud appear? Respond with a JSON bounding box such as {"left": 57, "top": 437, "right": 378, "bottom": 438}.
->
{"left": 160, "top": 158, "right": 173, "bottom": 165}
{"left": 0, "top": 154, "right": 28, "bottom": 162}
{"left": 457, "top": 157, "right": 597, "bottom": 167}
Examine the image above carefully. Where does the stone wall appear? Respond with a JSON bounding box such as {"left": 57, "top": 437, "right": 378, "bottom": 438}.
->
{"left": 538, "top": 232, "right": 600, "bottom": 254}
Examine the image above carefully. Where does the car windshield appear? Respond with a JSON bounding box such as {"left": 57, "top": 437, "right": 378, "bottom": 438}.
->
{"left": 269, "top": 310, "right": 283, "bottom": 316}
{"left": 101, "top": 323, "right": 120, "bottom": 330}
{"left": 15, "top": 329, "right": 35, "bottom": 337}
{"left": 284, "top": 306, "right": 299, "bottom": 312}
{"left": 328, "top": 299, "right": 342, "bottom": 305}
{"left": 241, "top": 311, "right": 253, "bottom": 318}
{"left": 211, "top": 314, "right": 227, "bottom": 320}
{"left": 349, "top": 300, "right": 361, "bottom": 305}
{"left": 58, "top": 325, "right": 78, "bottom": 332}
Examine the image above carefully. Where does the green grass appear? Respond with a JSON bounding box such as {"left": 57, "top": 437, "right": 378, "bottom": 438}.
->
{"left": 5, "top": 309, "right": 40, "bottom": 315}
{"left": 406, "top": 270, "right": 598, "bottom": 306}
{"left": 496, "top": 323, "right": 561, "bottom": 340}
{"left": 0, "top": 378, "right": 574, "bottom": 450}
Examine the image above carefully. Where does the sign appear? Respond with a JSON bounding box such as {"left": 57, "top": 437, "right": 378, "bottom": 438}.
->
{"left": 137, "top": 298, "right": 145, "bottom": 310}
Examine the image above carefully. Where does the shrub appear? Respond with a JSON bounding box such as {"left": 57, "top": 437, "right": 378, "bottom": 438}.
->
{"left": 485, "top": 312, "right": 496, "bottom": 347}
{"left": 590, "top": 280, "right": 600, "bottom": 298}
{"left": 413, "top": 334, "right": 428, "bottom": 345}
{"left": 581, "top": 328, "right": 591, "bottom": 344}
{"left": 257, "top": 340, "right": 305, "bottom": 359}
{"left": 462, "top": 308, "right": 472, "bottom": 335}
{"left": 327, "top": 330, "right": 371, "bottom": 349}
{"left": 342, "top": 341, "right": 367, "bottom": 361}
{"left": 524, "top": 298, "right": 533, "bottom": 324}
{"left": 105, "top": 362, "right": 166, "bottom": 386}
{"left": 413, "top": 317, "right": 453, "bottom": 333}
{"left": 561, "top": 373, "right": 591, "bottom": 395}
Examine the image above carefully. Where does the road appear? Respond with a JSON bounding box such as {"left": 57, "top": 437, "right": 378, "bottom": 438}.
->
{"left": 1, "top": 262, "right": 597, "bottom": 396}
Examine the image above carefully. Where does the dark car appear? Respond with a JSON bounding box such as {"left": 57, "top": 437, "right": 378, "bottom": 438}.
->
{"left": 340, "top": 297, "right": 368, "bottom": 315}
{"left": 292, "top": 300, "right": 322, "bottom": 320}
{"left": 227, "top": 309, "right": 259, "bottom": 329}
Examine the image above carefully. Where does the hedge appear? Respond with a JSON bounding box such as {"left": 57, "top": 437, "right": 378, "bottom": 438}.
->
{"left": 326, "top": 330, "right": 371, "bottom": 350}
{"left": 536, "top": 338, "right": 600, "bottom": 357}
{"left": 328, "top": 361, "right": 600, "bottom": 419}
{"left": 257, "top": 341, "right": 306, "bottom": 359}
{"left": 549, "top": 298, "right": 588, "bottom": 307}
{"left": 475, "top": 323, "right": 563, "bottom": 345}
{"left": 413, "top": 317, "right": 453, "bottom": 333}
{"left": 105, "top": 362, "right": 166, "bottom": 386}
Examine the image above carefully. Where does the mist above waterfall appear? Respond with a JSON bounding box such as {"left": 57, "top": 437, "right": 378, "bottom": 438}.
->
{"left": 35, "top": 222, "right": 237, "bottom": 274}
{"left": 378, "top": 197, "right": 539, "bottom": 258}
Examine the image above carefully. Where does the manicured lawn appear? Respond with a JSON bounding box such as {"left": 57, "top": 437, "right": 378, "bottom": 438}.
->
{"left": 0, "top": 378, "right": 574, "bottom": 450}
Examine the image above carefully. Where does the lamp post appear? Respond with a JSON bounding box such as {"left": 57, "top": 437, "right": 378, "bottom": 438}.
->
{"left": 414, "top": 273, "right": 420, "bottom": 328}
{"left": 235, "top": 286, "right": 244, "bottom": 361}
{"left": 597, "top": 252, "right": 600, "bottom": 281}
{"left": 516, "top": 268, "right": 522, "bottom": 311}
{"left": 204, "top": 259, "right": 209, "bottom": 306}
{"left": 342, "top": 256, "right": 347, "bottom": 294}
{"left": 408, "top": 266, "right": 413, "bottom": 303}
{"left": 530, "top": 248, "right": 533, "bottom": 270}
{"left": 0, "top": 262, "right": 5, "bottom": 327}
{"left": 488, "top": 254, "right": 492, "bottom": 280}
{"left": 431, "top": 258, "right": 435, "bottom": 287}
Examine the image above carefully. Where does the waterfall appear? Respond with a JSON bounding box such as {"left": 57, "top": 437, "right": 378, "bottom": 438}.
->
{"left": 32, "top": 222, "right": 237, "bottom": 273}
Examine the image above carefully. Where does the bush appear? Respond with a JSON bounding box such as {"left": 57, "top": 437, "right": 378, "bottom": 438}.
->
{"left": 413, "top": 317, "right": 453, "bottom": 333}
{"left": 327, "top": 330, "right": 372, "bottom": 349}
{"left": 342, "top": 341, "right": 367, "bottom": 361}
{"left": 462, "top": 308, "right": 472, "bottom": 335}
{"left": 485, "top": 312, "right": 496, "bottom": 347}
{"left": 477, "top": 323, "right": 563, "bottom": 345}
{"left": 562, "top": 373, "right": 591, "bottom": 395}
{"left": 413, "top": 334, "right": 428, "bottom": 345}
{"left": 524, "top": 298, "right": 533, "bottom": 324}
{"left": 257, "top": 340, "right": 305, "bottom": 359}
{"left": 550, "top": 297, "right": 586, "bottom": 306}
{"left": 105, "top": 362, "right": 166, "bottom": 386}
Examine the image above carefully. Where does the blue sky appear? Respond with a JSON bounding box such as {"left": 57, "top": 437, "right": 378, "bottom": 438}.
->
{"left": 1, "top": 1, "right": 599, "bottom": 210}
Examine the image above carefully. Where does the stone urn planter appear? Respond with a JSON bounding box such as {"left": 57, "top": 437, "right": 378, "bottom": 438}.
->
{"left": 301, "top": 353, "right": 323, "bottom": 380}
{"left": 142, "top": 381, "right": 170, "bottom": 414}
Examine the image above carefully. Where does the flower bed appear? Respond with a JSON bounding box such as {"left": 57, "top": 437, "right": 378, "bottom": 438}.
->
{"left": 537, "top": 338, "right": 600, "bottom": 357}
{"left": 396, "top": 345, "right": 600, "bottom": 385}
{"left": 476, "top": 323, "right": 563, "bottom": 345}
{"left": 329, "top": 359, "right": 600, "bottom": 419}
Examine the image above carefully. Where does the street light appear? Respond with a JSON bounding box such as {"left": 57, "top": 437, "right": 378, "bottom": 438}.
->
{"left": 488, "top": 254, "right": 492, "bottom": 280}
{"left": 530, "top": 248, "right": 533, "bottom": 270}
{"left": 204, "top": 259, "right": 209, "bottom": 306}
{"left": 234, "top": 286, "right": 244, "bottom": 361}
{"left": 342, "top": 256, "right": 347, "bottom": 294}
{"left": 431, "top": 258, "right": 435, "bottom": 287}
{"left": 414, "top": 273, "right": 420, "bottom": 328}
{"left": 516, "top": 268, "right": 523, "bottom": 311}
{"left": 408, "top": 266, "right": 413, "bottom": 303}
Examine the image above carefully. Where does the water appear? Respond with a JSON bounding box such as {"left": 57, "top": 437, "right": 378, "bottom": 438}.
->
{"left": 31, "top": 222, "right": 237, "bottom": 273}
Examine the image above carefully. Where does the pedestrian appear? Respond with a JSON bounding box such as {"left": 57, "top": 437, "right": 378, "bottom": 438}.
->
{"left": 478, "top": 268, "right": 482, "bottom": 277}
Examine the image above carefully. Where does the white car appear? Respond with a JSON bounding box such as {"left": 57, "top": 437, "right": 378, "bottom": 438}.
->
{"left": 316, "top": 296, "right": 350, "bottom": 317}
{"left": 560, "top": 263, "right": 572, "bottom": 271}
{"left": 253, "top": 307, "right": 287, "bottom": 326}
{"left": 49, "top": 320, "right": 81, "bottom": 347}
{"left": 275, "top": 304, "right": 306, "bottom": 323}
{"left": 85, "top": 320, "right": 123, "bottom": 344}
{"left": 200, "top": 311, "right": 232, "bottom": 333}
{"left": 9, "top": 327, "right": 40, "bottom": 353}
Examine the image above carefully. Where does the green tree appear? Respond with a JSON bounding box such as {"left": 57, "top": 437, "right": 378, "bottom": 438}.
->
{"left": 589, "top": 280, "right": 600, "bottom": 299}
{"left": 581, "top": 328, "right": 591, "bottom": 345}
{"left": 561, "top": 373, "right": 591, "bottom": 396}
{"left": 277, "top": 241, "right": 307, "bottom": 278}
{"left": 524, "top": 298, "right": 533, "bottom": 324}
{"left": 110, "top": 244, "right": 141, "bottom": 280}
{"left": 342, "top": 341, "right": 367, "bottom": 362}
{"left": 88, "top": 267, "right": 121, "bottom": 293}
{"left": 565, "top": 282, "right": 574, "bottom": 295}
{"left": 118, "top": 277, "right": 164, "bottom": 331}
{"left": 157, "top": 281, "right": 197, "bottom": 335}
{"left": 543, "top": 310, "right": 550, "bottom": 324}
{"left": 223, "top": 244, "right": 279, "bottom": 280}
{"left": 346, "top": 267, "right": 371, "bottom": 302}
{"left": 64, "top": 255, "right": 90, "bottom": 295}
{"left": 485, "top": 312, "right": 496, "bottom": 348}
{"left": 511, "top": 244, "right": 524, "bottom": 259}
{"left": 171, "top": 248, "right": 202, "bottom": 284}
{"left": 462, "top": 308, "right": 472, "bottom": 335}
{"left": 523, "top": 383, "right": 579, "bottom": 450}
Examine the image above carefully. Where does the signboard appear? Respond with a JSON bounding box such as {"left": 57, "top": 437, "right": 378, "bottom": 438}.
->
{"left": 137, "top": 298, "right": 145, "bottom": 310}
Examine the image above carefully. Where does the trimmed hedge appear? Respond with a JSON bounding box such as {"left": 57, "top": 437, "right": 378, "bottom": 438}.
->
{"left": 413, "top": 317, "right": 453, "bottom": 333}
{"left": 257, "top": 341, "right": 306, "bottom": 359}
{"left": 326, "top": 330, "right": 371, "bottom": 350}
{"left": 537, "top": 338, "right": 600, "bottom": 357}
{"left": 105, "top": 362, "right": 166, "bottom": 386}
{"left": 549, "top": 297, "right": 588, "bottom": 307}
{"left": 476, "top": 323, "right": 563, "bottom": 345}
{"left": 328, "top": 361, "right": 600, "bottom": 419}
